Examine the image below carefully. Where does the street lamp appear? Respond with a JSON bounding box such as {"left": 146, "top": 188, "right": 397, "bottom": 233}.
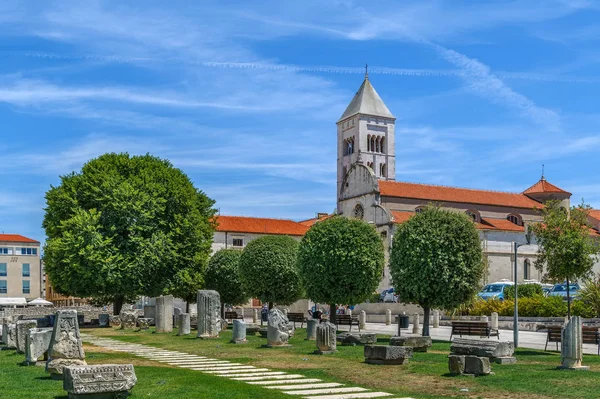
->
{"left": 513, "top": 226, "right": 533, "bottom": 348}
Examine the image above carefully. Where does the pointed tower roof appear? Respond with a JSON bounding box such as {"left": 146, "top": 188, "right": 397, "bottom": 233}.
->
{"left": 523, "top": 177, "right": 571, "bottom": 196}
{"left": 338, "top": 75, "right": 394, "bottom": 122}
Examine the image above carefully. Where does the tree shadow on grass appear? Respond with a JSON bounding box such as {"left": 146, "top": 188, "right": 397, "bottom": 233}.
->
{"left": 34, "top": 376, "right": 53, "bottom": 380}
{"left": 377, "top": 337, "right": 390, "bottom": 344}
{"left": 53, "top": 395, "right": 68, "bottom": 399}
{"left": 517, "top": 350, "right": 558, "bottom": 356}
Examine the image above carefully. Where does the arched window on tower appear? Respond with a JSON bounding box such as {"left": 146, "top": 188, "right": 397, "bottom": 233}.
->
{"left": 380, "top": 163, "right": 386, "bottom": 177}
{"left": 367, "top": 135, "right": 371, "bottom": 152}
{"left": 507, "top": 214, "right": 522, "bottom": 226}
{"left": 380, "top": 137, "right": 385, "bottom": 153}
{"left": 347, "top": 138, "right": 353, "bottom": 155}
{"left": 465, "top": 209, "right": 480, "bottom": 223}
{"left": 367, "top": 161, "right": 373, "bottom": 170}
{"left": 371, "top": 136, "right": 375, "bottom": 153}
{"left": 375, "top": 137, "right": 380, "bottom": 153}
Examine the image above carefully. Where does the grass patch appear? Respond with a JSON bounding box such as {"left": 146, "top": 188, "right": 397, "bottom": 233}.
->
{"left": 0, "top": 347, "right": 293, "bottom": 398}
{"left": 84, "top": 326, "right": 600, "bottom": 399}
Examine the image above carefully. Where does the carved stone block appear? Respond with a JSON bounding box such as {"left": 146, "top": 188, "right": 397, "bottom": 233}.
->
{"left": 46, "top": 310, "right": 86, "bottom": 377}
{"left": 25, "top": 327, "right": 53, "bottom": 365}
{"left": 16, "top": 320, "right": 37, "bottom": 354}
{"left": 63, "top": 364, "right": 137, "bottom": 398}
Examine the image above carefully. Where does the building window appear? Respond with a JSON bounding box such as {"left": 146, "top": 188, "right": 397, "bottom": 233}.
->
{"left": 380, "top": 137, "right": 385, "bottom": 153}
{"left": 22, "top": 263, "right": 30, "bottom": 277}
{"left": 380, "top": 163, "right": 386, "bottom": 177}
{"left": 524, "top": 258, "right": 531, "bottom": 280}
{"left": 370, "top": 136, "right": 375, "bottom": 152}
{"left": 353, "top": 203, "right": 364, "bottom": 220}
{"left": 0, "top": 280, "right": 6, "bottom": 294}
{"left": 0, "top": 248, "right": 12, "bottom": 255}
{"left": 367, "top": 135, "right": 371, "bottom": 152}
{"left": 507, "top": 214, "right": 522, "bottom": 226}
{"left": 465, "top": 210, "right": 480, "bottom": 223}
{"left": 232, "top": 238, "right": 244, "bottom": 247}
{"left": 0, "top": 263, "right": 6, "bottom": 277}
{"left": 20, "top": 248, "right": 37, "bottom": 256}
{"left": 22, "top": 280, "right": 30, "bottom": 294}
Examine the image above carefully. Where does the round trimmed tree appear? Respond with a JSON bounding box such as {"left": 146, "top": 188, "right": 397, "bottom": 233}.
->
{"left": 205, "top": 249, "right": 248, "bottom": 317}
{"left": 297, "top": 216, "right": 384, "bottom": 324}
{"left": 43, "top": 153, "right": 216, "bottom": 314}
{"left": 390, "top": 206, "right": 484, "bottom": 336}
{"left": 238, "top": 235, "right": 302, "bottom": 309}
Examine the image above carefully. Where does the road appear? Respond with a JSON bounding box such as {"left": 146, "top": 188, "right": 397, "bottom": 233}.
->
{"left": 359, "top": 322, "right": 600, "bottom": 355}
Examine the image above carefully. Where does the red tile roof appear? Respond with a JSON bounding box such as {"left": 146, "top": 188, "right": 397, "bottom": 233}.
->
{"left": 214, "top": 216, "right": 309, "bottom": 236}
{"left": 0, "top": 234, "right": 39, "bottom": 243}
{"left": 380, "top": 181, "right": 541, "bottom": 209}
{"left": 299, "top": 214, "right": 333, "bottom": 227}
{"left": 588, "top": 210, "right": 600, "bottom": 223}
{"left": 523, "top": 178, "right": 571, "bottom": 195}
{"left": 391, "top": 211, "right": 525, "bottom": 232}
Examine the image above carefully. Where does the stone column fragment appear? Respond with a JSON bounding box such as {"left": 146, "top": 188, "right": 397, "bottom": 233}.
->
{"left": 178, "top": 313, "right": 191, "bottom": 336}
{"left": 263, "top": 308, "right": 290, "bottom": 347}
{"left": 197, "top": 290, "right": 221, "bottom": 339}
{"left": 231, "top": 319, "right": 247, "bottom": 344}
{"left": 16, "top": 320, "right": 37, "bottom": 354}
{"left": 412, "top": 313, "right": 420, "bottom": 334}
{"left": 561, "top": 316, "right": 589, "bottom": 370}
{"left": 314, "top": 321, "right": 336, "bottom": 354}
{"left": 491, "top": 312, "right": 499, "bottom": 331}
{"left": 306, "top": 319, "right": 318, "bottom": 341}
{"left": 253, "top": 309, "right": 258, "bottom": 324}
{"left": 155, "top": 295, "right": 174, "bottom": 333}
{"left": 432, "top": 310, "right": 440, "bottom": 328}
{"left": 359, "top": 310, "right": 366, "bottom": 330}
{"left": 385, "top": 309, "right": 392, "bottom": 326}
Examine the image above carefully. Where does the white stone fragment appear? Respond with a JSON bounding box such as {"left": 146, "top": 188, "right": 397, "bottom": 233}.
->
{"left": 282, "top": 387, "right": 367, "bottom": 395}
{"left": 231, "top": 374, "right": 305, "bottom": 381}
{"left": 246, "top": 378, "right": 322, "bottom": 385}
{"left": 303, "top": 393, "right": 394, "bottom": 399}
{"left": 266, "top": 383, "right": 343, "bottom": 390}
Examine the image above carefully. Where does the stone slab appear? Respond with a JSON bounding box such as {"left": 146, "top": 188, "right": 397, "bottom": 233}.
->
{"left": 282, "top": 387, "right": 367, "bottom": 395}
{"left": 16, "top": 320, "right": 37, "bottom": 354}
{"left": 266, "top": 383, "right": 343, "bottom": 390}
{"left": 25, "top": 327, "right": 53, "bottom": 365}
{"left": 247, "top": 378, "right": 322, "bottom": 385}
{"left": 451, "top": 338, "right": 514, "bottom": 359}
{"left": 231, "top": 374, "right": 305, "bottom": 381}
{"left": 337, "top": 332, "right": 377, "bottom": 346}
{"left": 303, "top": 393, "right": 394, "bottom": 399}
{"left": 63, "top": 364, "right": 137, "bottom": 397}
{"left": 389, "top": 336, "right": 432, "bottom": 352}
{"left": 464, "top": 355, "right": 491, "bottom": 376}
{"left": 205, "top": 368, "right": 271, "bottom": 375}
{"left": 364, "top": 345, "right": 413, "bottom": 365}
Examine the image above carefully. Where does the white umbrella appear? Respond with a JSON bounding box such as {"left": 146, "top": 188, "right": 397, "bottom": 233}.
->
{"left": 28, "top": 297, "right": 54, "bottom": 306}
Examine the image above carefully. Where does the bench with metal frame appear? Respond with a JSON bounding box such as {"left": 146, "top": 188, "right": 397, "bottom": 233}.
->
{"left": 286, "top": 312, "right": 306, "bottom": 328}
{"left": 336, "top": 314, "right": 361, "bottom": 332}
{"left": 224, "top": 311, "right": 244, "bottom": 322}
{"left": 450, "top": 320, "right": 499, "bottom": 340}
{"left": 541, "top": 325, "right": 600, "bottom": 354}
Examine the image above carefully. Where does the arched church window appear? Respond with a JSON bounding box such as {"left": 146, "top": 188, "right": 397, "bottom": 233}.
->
{"left": 371, "top": 136, "right": 375, "bottom": 152}
{"left": 507, "top": 214, "right": 522, "bottom": 226}
{"left": 380, "top": 137, "right": 385, "bottom": 153}
{"left": 524, "top": 258, "right": 531, "bottom": 280}
{"left": 375, "top": 137, "right": 380, "bottom": 153}
{"left": 367, "top": 135, "right": 371, "bottom": 152}
{"left": 367, "top": 161, "right": 373, "bottom": 170}
{"left": 465, "top": 210, "right": 480, "bottom": 223}
{"left": 415, "top": 206, "right": 425, "bottom": 213}
{"left": 353, "top": 203, "right": 364, "bottom": 220}
{"left": 347, "top": 139, "right": 353, "bottom": 155}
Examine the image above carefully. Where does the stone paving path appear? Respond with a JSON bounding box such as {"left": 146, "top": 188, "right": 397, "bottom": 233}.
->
{"left": 81, "top": 334, "right": 414, "bottom": 399}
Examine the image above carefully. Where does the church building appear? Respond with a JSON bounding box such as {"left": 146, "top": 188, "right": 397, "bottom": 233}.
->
{"left": 214, "top": 73, "right": 600, "bottom": 292}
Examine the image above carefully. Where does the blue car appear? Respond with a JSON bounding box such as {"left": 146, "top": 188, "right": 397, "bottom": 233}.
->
{"left": 548, "top": 283, "right": 581, "bottom": 300}
{"left": 477, "top": 282, "right": 514, "bottom": 301}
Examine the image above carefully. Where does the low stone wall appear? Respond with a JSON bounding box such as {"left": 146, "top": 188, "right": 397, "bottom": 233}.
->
{"left": 441, "top": 316, "right": 600, "bottom": 331}
{"left": 0, "top": 306, "right": 117, "bottom": 324}
{"left": 353, "top": 303, "right": 423, "bottom": 323}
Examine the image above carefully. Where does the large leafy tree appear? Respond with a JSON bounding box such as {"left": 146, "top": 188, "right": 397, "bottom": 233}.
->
{"left": 531, "top": 200, "right": 599, "bottom": 318}
{"left": 297, "top": 216, "right": 384, "bottom": 324}
{"left": 238, "top": 235, "right": 302, "bottom": 309}
{"left": 205, "top": 249, "right": 249, "bottom": 317}
{"left": 43, "top": 153, "right": 216, "bottom": 314}
{"left": 390, "top": 206, "right": 484, "bottom": 336}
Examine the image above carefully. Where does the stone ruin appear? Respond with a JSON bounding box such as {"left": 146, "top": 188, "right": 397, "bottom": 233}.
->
{"left": 63, "top": 364, "right": 137, "bottom": 398}
{"left": 364, "top": 345, "right": 413, "bottom": 365}
{"left": 263, "top": 308, "right": 291, "bottom": 348}
{"left": 25, "top": 328, "right": 53, "bottom": 365}
{"left": 314, "top": 321, "right": 336, "bottom": 354}
{"left": 16, "top": 320, "right": 37, "bottom": 354}
{"left": 448, "top": 338, "right": 516, "bottom": 376}
{"left": 560, "top": 316, "right": 589, "bottom": 370}
{"left": 197, "top": 290, "right": 221, "bottom": 339}
{"left": 46, "top": 310, "right": 87, "bottom": 378}
{"left": 155, "top": 295, "right": 174, "bottom": 333}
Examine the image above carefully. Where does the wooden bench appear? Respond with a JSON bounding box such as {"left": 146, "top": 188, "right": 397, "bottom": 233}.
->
{"left": 287, "top": 312, "right": 306, "bottom": 328}
{"left": 224, "top": 311, "right": 243, "bottom": 322}
{"left": 336, "top": 315, "right": 360, "bottom": 332}
{"left": 450, "top": 321, "right": 499, "bottom": 340}
{"left": 541, "top": 325, "right": 600, "bottom": 354}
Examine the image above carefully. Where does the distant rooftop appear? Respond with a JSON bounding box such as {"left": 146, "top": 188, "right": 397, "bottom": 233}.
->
{"left": 338, "top": 76, "right": 394, "bottom": 121}
{"left": 0, "top": 234, "right": 39, "bottom": 244}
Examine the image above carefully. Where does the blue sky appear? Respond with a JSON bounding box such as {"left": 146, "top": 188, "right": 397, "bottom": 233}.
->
{"left": 2, "top": 0, "right": 600, "bottom": 242}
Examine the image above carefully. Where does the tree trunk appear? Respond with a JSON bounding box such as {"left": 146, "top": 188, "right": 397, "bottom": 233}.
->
{"left": 221, "top": 303, "right": 225, "bottom": 319}
{"left": 186, "top": 301, "right": 190, "bottom": 314}
{"left": 329, "top": 303, "right": 337, "bottom": 325}
{"left": 113, "top": 295, "right": 124, "bottom": 315}
{"left": 566, "top": 276, "right": 571, "bottom": 319}
{"left": 268, "top": 302, "right": 273, "bottom": 310}
{"left": 422, "top": 306, "right": 431, "bottom": 337}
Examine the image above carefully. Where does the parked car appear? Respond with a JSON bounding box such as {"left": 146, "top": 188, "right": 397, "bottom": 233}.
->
{"left": 379, "top": 288, "right": 394, "bottom": 302}
{"left": 383, "top": 290, "right": 399, "bottom": 303}
{"left": 548, "top": 283, "right": 581, "bottom": 300}
{"left": 477, "top": 281, "right": 514, "bottom": 301}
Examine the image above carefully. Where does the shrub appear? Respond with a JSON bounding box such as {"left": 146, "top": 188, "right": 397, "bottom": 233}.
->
{"left": 578, "top": 275, "right": 600, "bottom": 317}
{"left": 465, "top": 295, "right": 587, "bottom": 318}
{"left": 572, "top": 300, "right": 595, "bottom": 318}
{"left": 504, "top": 284, "right": 543, "bottom": 300}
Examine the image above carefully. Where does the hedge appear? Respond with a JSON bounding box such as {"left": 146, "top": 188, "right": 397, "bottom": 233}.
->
{"left": 468, "top": 296, "right": 595, "bottom": 318}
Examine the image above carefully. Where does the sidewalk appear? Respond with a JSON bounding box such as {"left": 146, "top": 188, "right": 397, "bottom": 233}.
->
{"left": 358, "top": 322, "right": 600, "bottom": 355}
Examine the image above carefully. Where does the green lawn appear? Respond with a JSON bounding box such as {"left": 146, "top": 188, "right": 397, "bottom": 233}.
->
{"left": 3, "top": 326, "right": 600, "bottom": 399}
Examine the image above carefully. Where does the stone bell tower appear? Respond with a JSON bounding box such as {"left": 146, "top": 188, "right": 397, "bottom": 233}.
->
{"left": 336, "top": 68, "right": 396, "bottom": 200}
